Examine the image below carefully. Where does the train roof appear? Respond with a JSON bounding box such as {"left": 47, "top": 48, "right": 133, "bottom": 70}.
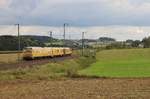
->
{"left": 24, "top": 47, "right": 71, "bottom": 49}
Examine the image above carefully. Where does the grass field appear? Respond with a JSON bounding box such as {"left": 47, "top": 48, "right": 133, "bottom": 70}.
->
{"left": 80, "top": 48, "right": 150, "bottom": 77}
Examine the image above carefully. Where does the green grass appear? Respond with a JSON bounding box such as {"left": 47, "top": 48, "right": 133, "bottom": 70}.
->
{"left": 80, "top": 48, "right": 150, "bottom": 77}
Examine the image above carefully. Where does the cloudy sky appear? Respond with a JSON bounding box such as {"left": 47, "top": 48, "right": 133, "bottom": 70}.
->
{"left": 0, "top": 0, "right": 150, "bottom": 40}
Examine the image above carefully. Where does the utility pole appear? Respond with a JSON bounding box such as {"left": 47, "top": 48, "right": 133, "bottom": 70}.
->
{"left": 15, "top": 24, "right": 20, "bottom": 62}
{"left": 49, "top": 31, "right": 53, "bottom": 46}
{"left": 63, "top": 23, "right": 68, "bottom": 47}
{"left": 63, "top": 23, "right": 68, "bottom": 55}
{"left": 82, "top": 32, "right": 85, "bottom": 56}
{"left": 64, "top": 24, "right": 66, "bottom": 45}
{"left": 69, "top": 35, "right": 71, "bottom": 40}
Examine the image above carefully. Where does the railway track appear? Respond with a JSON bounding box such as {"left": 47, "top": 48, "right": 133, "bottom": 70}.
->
{"left": 0, "top": 55, "right": 79, "bottom": 70}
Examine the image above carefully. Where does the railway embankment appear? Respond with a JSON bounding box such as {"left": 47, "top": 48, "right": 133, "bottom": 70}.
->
{"left": 0, "top": 54, "right": 96, "bottom": 81}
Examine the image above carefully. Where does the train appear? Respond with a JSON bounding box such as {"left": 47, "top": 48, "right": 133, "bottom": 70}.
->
{"left": 23, "top": 47, "right": 72, "bottom": 60}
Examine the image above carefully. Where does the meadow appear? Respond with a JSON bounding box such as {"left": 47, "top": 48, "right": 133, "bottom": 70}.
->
{"left": 80, "top": 48, "right": 150, "bottom": 77}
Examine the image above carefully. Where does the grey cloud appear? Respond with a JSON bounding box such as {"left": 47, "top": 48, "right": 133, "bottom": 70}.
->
{"left": 9, "top": 0, "right": 40, "bottom": 13}
{"left": 128, "top": 0, "right": 150, "bottom": 5}
{"left": 0, "top": 0, "right": 150, "bottom": 26}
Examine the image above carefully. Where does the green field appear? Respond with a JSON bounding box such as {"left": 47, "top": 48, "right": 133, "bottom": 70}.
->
{"left": 80, "top": 48, "right": 150, "bottom": 77}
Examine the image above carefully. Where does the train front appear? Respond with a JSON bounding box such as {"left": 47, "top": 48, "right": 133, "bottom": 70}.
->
{"left": 23, "top": 47, "right": 33, "bottom": 60}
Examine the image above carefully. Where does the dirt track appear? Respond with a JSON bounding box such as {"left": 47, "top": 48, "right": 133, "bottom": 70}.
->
{"left": 0, "top": 78, "right": 150, "bottom": 99}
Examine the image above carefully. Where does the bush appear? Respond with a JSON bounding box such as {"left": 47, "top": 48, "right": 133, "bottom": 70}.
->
{"left": 76, "top": 56, "right": 96, "bottom": 69}
{"left": 66, "top": 66, "right": 78, "bottom": 77}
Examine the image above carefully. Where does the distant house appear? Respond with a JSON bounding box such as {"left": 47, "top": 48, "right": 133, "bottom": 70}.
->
{"left": 138, "top": 43, "right": 144, "bottom": 48}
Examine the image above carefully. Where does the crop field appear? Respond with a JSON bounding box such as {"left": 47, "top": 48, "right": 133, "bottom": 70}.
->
{"left": 0, "top": 53, "right": 22, "bottom": 64}
{"left": 0, "top": 78, "right": 150, "bottom": 99}
{"left": 80, "top": 48, "right": 150, "bottom": 77}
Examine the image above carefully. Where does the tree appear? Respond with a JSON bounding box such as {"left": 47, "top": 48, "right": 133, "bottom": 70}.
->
{"left": 131, "top": 40, "right": 141, "bottom": 47}
{"left": 99, "top": 37, "right": 116, "bottom": 42}
{"left": 142, "top": 37, "right": 150, "bottom": 48}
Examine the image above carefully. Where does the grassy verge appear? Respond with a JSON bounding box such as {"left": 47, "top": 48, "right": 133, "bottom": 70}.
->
{"left": 0, "top": 56, "right": 96, "bottom": 81}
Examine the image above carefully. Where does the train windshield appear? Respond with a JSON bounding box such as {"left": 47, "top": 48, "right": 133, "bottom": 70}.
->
{"left": 24, "top": 47, "right": 32, "bottom": 52}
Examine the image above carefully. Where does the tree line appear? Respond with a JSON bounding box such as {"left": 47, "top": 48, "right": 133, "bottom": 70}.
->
{"left": 0, "top": 36, "right": 45, "bottom": 51}
{"left": 106, "top": 36, "right": 150, "bottom": 49}
{"left": 1, "top": 35, "right": 150, "bottom": 51}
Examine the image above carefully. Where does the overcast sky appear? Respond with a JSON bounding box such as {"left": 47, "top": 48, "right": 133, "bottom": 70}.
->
{"left": 0, "top": 0, "right": 150, "bottom": 40}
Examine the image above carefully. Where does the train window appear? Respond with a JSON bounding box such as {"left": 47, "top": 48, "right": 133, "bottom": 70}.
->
{"left": 24, "top": 47, "right": 32, "bottom": 50}
{"left": 24, "top": 48, "right": 32, "bottom": 52}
